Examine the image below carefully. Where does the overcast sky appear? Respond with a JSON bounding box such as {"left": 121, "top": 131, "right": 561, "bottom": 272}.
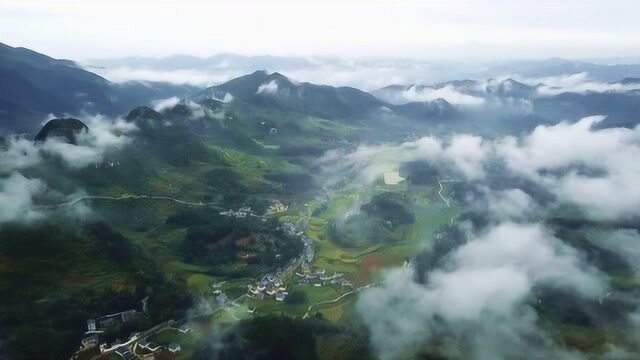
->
{"left": 1, "top": 0, "right": 639, "bottom": 61}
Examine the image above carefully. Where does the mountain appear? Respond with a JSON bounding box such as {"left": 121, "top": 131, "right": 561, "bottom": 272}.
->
{"left": 390, "top": 99, "right": 456, "bottom": 121}
{"left": 33, "top": 118, "right": 88, "bottom": 144}
{"left": 198, "top": 70, "right": 387, "bottom": 121}
{"left": 90, "top": 54, "right": 640, "bottom": 86}
{"left": 486, "top": 58, "right": 640, "bottom": 82}
{"left": 0, "top": 42, "right": 200, "bottom": 134}
{"left": 198, "top": 70, "right": 456, "bottom": 124}
{"left": 533, "top": 91, "right": 640, "bottom": 129}
{"left": 373, "top": 78, "right": 536, "bottom": 105}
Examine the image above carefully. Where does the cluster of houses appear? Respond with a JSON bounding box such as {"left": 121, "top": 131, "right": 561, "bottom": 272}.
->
{"left": 80, "top": 309, "right": 139, "bottom": 350}
{"left": 135, "top": 327, "right": 190, "bottom": 358}
{"left": 111, "top": 325, "right": 190, "bottom": 360}
{"left": 73, "top": 320, "right": 192, "bottom": 360}
{"left": 220, "top": 206, "right": 253, "bottom": 218}
{"left": 296, "top": 267, "right": 352, "bottom": 288}
{"left": 265, "top": 200, "right": 288, "bottom": 215}
{"left": 247, "top": 273, "right": 289, "bottom": 301}
{"left": 72, "top": 308, "right": 142, "bottom": 359}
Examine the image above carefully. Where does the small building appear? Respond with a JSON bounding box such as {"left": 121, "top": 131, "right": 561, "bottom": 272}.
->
{"left": 87, "top": 319, "right": 96, "bottom": 332}
{"left": 210, "top": 281, "right": 225, "bottom": 289}
{"left": 179, "top": 325, "right": 192, "bottom": 333}
{"left": 115, "top": 345, "right": 134, "bottom": 360}
{"left": 168, "top": 343, "right": 181, "bottom": 353}
{"left": 249, "top": 288, "right": 261, "bottom": 296}
{"left": 81, "top": 334, "right": 100, "bottom": 348}
{"left": 138, "top": 339, "right": 151, "bottom": 349}
{"left": 96, "top": 309, "right": 138, "bottom": 329}
{"left": 275, "top": 293, "right": 286, "bottom": 301}
{"left": 341, "top": 280, "right": 353, "bottom": 288}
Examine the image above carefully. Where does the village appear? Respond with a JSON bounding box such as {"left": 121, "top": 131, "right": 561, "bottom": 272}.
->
{"left": 70, "top": 199, "right": 351, "bottom": 360}
{"left": 213, "top": 216, "right": 352, "bottom": 313}
{"left": 72, "top": 303, "right": 194, "bottom": 360}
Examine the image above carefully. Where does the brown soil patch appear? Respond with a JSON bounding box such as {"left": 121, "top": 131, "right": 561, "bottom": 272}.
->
{"left": 352, "top": 254, "right": 385, "bottom": 286}
{"left": 0, "top": 255, "right": 12, "bottom": 272}
{"left": 62, "top": 275, "right": 97, "bottom": 286}
{"left": 235, "top": 236, "right": 253, "bottom": 247}
{"left": 152, "top": 185, "right": 168, "bottom": 194}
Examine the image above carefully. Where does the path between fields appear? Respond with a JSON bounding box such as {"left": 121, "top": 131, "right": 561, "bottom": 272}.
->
{"left": 302, "top": 283, "right": 376, "bottom": 319}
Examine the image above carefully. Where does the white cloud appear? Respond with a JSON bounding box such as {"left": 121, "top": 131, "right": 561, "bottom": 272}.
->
{"left": 0, "top": 115, "right": 139, "bottom": 224}
{"left": 390, "top": 84, "right": 485, "bottom": 106}
{"left": 152, "top": 96, "right": 206, "bottom": 119}
{"left": 444, "top": 134, "right": 489, "bottom": 179}
{"left": 256, "top": 80, "right": 279, "bottom": 95}
{"left": 357, "top": 223, "right": 605, "bottom": 360}
{"left": 0, "top": 172, "right": 47, "bottom": 223}
{"left": 0, "top": 137, "right": 43, "bottom": 173}
{"left": 41, "top": 115, "right": 137, "bottom": 168}
{"left": 531, "top": 72, "right": 640, "bottom": 96}
{"left": 324, "top": 115, "right": 640, "bottom": 219}
{"left": 323, "top": 115, "right": 640, "bottom": 359}
{"left": 151, "top": 96, "right": 181, "bottom": 111}
{"left": 496, "top": 116, "right": 640, "bottom": 219}
{"left": 483, "top": 188, "right": 540, "bottom": 221}
{"left": 91, "top": 66, "right": 228, "bottom": 86}
{"left": 0, "top": 115, "right": 138, "bottom": 171}
{"left": 318, "top": 132, "right": 489, "bottom": 187}
{"left": 221, "top": 92, "right": 234, "bottom": 103}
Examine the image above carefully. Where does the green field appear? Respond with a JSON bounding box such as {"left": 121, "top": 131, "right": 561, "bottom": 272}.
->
{"left": 302, "top": 184, "right": 459, "bottom": 287}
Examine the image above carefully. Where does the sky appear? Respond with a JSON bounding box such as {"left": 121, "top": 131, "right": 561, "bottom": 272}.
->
{"left": 1, "top": 0, "right": 640, "bottom": 61}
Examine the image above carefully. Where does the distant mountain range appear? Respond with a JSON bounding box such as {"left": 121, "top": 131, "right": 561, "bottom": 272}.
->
{"left": 3, "top": 43, "right": 640, "bottom": 136}
{"left": 488, "top": 57, "right": 640, "bottom": 82}
{"left": 88, "top": 54, "right": 640, "bottom": 86}
{"left": 197, "top": 70, "right": 456, "bottom": 122}
{"left": 0, "top": 42, "right": 199, "bottom": 133}
{"left": 373, "top": 77, "right": 640, "bottom": 131}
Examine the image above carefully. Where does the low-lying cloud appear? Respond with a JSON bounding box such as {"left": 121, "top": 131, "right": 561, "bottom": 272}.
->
{"left": 0, "top": 114, "right": 138, "bottom": 224}
{"left": 322, "top": 115, "right": 640, "bottom": 220}
{"left": 531, "top": 72, "right": 640, "bottom": 96}
{"left": 380, "top": 84, "right": 486, "bottom": 106}
{"left": 256, "top": 80, "right": 279, "bottom": 95}
{"left": 152, "top": 97, "right": 206, "bottom": 119}
{"left": 359, "top": 222, "right": 605, "bottom": 360}
{"left": 0, "top": 172, "right": 47, "bottom": 223}
{"left": 318, "top": 115, "right": 640, "bottom": 358}
{"left": 90, "top": 66, "right": 229, "bottom": 87}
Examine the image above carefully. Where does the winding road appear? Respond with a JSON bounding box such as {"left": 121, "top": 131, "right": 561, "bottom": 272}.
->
{"left": 37, "top": 194, "right": 221, "bottom": 209}
{"left": 437, "top": 179, "right": 450, "bottom": 208}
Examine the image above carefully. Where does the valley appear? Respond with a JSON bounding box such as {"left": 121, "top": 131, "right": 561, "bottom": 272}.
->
{"left": 1, "top": 40, "right": 640, "bottom": 360}
{"left": 59, "top": 161, "right": 460, "bottom": 359}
